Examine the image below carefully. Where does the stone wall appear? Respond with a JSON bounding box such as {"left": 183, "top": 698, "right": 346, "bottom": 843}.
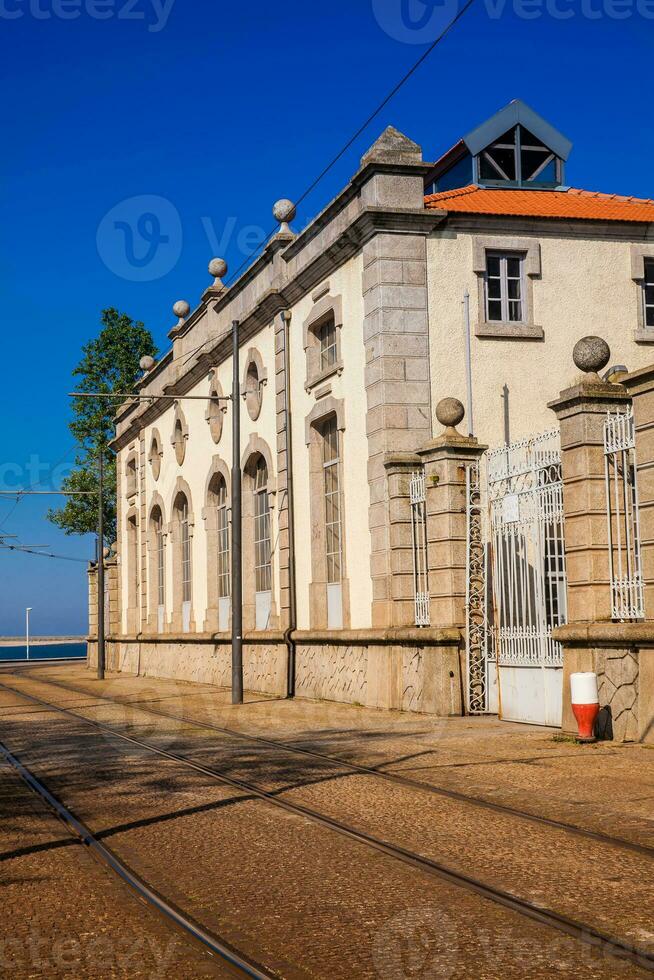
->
{"left": 555, "top": 623, "right": 654, "bottom": 743}
{"left": 87, "top": 628, "right": 464, "bottom": 716}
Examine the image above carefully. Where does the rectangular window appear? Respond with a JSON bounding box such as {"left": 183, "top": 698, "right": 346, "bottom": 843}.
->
{"left": 644, "top": 260, "right": 654, "bottom": 328}
{"left": 486, "top": 252, "right": 525, "bottom": 323}
{"left": 322, "top": 417, "right": 342, "bottom": 584}
{"left": 319, "top": 317, "right": 337, "bottom": 372}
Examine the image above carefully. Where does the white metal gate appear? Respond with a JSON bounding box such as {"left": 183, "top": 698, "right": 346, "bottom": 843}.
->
{"left": 487, "top": 429, "right": 567, "bottom": 727}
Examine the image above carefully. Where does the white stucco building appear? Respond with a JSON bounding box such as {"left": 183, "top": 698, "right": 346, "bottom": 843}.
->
{"left": 94, "top": 100, "right": 654, "bottom": 720}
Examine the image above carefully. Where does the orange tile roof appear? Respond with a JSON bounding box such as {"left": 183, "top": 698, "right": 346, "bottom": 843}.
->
{"left": 424, "top": 185, "right": 654, "bottom": 223}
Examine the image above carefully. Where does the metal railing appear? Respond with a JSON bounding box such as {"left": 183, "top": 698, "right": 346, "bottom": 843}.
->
{"left": 604, "top": 407, "right": 644, "bottom": 620}
{"left": 410, "top": 470, "right": 430, "bottom": 627}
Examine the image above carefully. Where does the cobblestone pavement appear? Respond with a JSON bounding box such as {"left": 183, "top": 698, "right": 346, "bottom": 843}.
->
{"left": 0, "top": 662, "right": 653, "bottom": 979}
{"left": 0, "top": 754, "right": 230, "bottom": 978}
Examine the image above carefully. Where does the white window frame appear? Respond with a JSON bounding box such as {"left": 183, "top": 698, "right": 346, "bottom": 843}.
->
{"left": 216, "top": 480, "right": 230, "bottom": 600}
{"left": 180, "top": 498, "right": 191, "bottom": 632}
{"left": 644, "top": 259, "right": 654, "bottom": 330}
{"left": 254, "top": 459, "right": 272, "bottom": 602}
{"left": 319, "top": 316, "right": 338, "bottom": 374}
{"left": 485, "top": 251, "right": 526, "bottom": 324}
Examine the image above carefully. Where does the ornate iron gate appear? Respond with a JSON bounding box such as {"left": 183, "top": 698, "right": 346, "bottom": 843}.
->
{"left": 465, "top": 461, "right": 492, "bottom": 714}
{"left": 486, "top": 429, "right": 567, "bottom": 727}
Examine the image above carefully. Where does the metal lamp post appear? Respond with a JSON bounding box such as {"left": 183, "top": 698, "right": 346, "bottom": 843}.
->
{"left": 231, "top": 319, "right": 243, "bottom": 705}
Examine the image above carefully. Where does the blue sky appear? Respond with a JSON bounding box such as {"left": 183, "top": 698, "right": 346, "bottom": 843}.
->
{"left": 1, "top": 0, "right": 652, "bottom": 634}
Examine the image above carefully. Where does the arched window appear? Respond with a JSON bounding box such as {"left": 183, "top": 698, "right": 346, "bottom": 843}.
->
{"left": 173, "top": 491, "right": 192, "bottom": 632}
{"left": 253, "top": 457, "right": 272, "bottom": 628}
{"left": 126, "top": 510, "right": 139, "bottom": 632}
{"left": 153, "top": 507, "right": 165, "bottom": 632}
{"left": 216, "top": 477, "right": 230, "bottom": 601}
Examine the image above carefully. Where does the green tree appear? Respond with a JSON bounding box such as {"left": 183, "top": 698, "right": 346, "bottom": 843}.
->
{"left": 48, "top": 308, "right": 157, "bottom": 543}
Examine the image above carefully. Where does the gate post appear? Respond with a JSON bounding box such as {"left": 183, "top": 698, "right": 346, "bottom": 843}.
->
{"left": 417, "top": 399, "right": 487, "bottom": 630}
{"left": 549, "top": 338, "right": 631, "bottom": 625}
{"left": 549, "top": 338, "right": 631, "bottom": 731}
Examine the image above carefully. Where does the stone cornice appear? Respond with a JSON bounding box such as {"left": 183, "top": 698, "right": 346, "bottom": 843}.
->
{"left": 110, "top": 206, "right": 446, "bottom": 451}
{"left": 554, "top": 621, "right": 654, "bottom": 647}
{"left": 282, "top": 159, "right": 434, "bottom": 261}
{"left": 548, "top": 380, "right": 629, "bottom": 419}
{"left": 102, "top": 626, "right": 462, "bottom": 646}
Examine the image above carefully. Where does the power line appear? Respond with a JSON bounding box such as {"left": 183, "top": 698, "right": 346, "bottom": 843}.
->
{"left": 224, "top": 0, "right": 477, "bottom": 289}
{"left": 0, "top": 542, "right": 88, "bottom": 564}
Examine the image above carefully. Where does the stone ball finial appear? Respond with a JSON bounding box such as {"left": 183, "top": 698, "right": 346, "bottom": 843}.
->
{"left": 139, "top": 355, "right": 156, "bottom": 372}
{"left": 273, "top": 199, "right": 296, "bottom": 224}
{"left": 208, "top": 257, "right": 228, "bottom": 281}
{"left": 573, "top": 336, "right": 610, "bottom": 377}
{"left": 173, "top": 300, "right": 190, "bottom": 320}
{"left": 436, "top": 397, "right": 465, "bottom": 431}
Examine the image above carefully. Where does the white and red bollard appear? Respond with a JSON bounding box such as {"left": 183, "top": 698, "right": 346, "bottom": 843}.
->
{"left": 570, "top": 672, "right": 600, "bottom": 743}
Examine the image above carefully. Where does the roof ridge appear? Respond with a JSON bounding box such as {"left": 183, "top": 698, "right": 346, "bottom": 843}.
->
{"left": 424, "top": 184, "right": 478, "bottom": 202}
{"left": 568, "top": 186, "right": 654, "bottom": 206}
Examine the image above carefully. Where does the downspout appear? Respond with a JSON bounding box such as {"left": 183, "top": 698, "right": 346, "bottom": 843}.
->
{"left": 281, "top": 310, "right": 297, "bottom": 698}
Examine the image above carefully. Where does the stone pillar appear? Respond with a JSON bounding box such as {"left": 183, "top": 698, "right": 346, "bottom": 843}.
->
{"left": 621, "top": 364, "right": 654, "bottom": 616}
{"left": 549, "top": 337, "right": 631, "bottom": 625}
{"left": 105, "top": 557, "right": 119, "bottom": 635}
{"left": 359, "top": 128, "right": 434, "bottom": 627}
{"left": 550, "top": 338, "right": 634, "bottom": 735}
{"left": 418, "top": 399, "right": 486, "bottom": 629}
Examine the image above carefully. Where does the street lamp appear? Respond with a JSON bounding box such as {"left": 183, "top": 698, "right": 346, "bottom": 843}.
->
{"left": 26, "top": 607, "right": 32, "bottom": 660}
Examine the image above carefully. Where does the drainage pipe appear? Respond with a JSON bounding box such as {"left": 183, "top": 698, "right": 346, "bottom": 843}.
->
{"left": 281, "top": 310, "right": 297, "bottom": 698}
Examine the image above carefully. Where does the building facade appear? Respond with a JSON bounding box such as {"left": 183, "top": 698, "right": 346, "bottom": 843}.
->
{"left": 93, "top": 100, "right": 654, "bottom": 720}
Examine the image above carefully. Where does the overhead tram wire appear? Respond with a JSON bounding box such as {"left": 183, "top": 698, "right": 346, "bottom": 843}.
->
{"left": 0, "top": 487, "right": 97, "bottom": 564}
{"left": 221, "top": 0, "right": 478, "bottom": 291}
{"left": 169, "top": 0, "right": 477, "bottom": 373}
{"left": 0, "top": 542, "right": 88, "bottom": 564}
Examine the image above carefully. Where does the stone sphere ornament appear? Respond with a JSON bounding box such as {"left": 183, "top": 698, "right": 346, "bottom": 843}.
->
{"left": 573, "top": 336, "right": 611, "bottom": 377}
{"left": 273, "top": 198, "right": 296, "bottom": 233}
{"left": 173, "top": 300, "right": 190, "bottom": 320}
{"left": 208, "top": 257, "right": 228, "bottom": 281}
{"left": 139, "top": 355, "right": 156, "bottom": 372}
{"left": 436, "top": 397, "right": 465, "bottom": 431}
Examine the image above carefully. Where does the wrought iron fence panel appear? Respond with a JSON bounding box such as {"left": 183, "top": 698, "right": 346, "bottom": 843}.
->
{"left": 410, "top": 470, "right": 430, "bottom": 627}
{"left": 604, "top": 407, "right": 644, "bottom": 621}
